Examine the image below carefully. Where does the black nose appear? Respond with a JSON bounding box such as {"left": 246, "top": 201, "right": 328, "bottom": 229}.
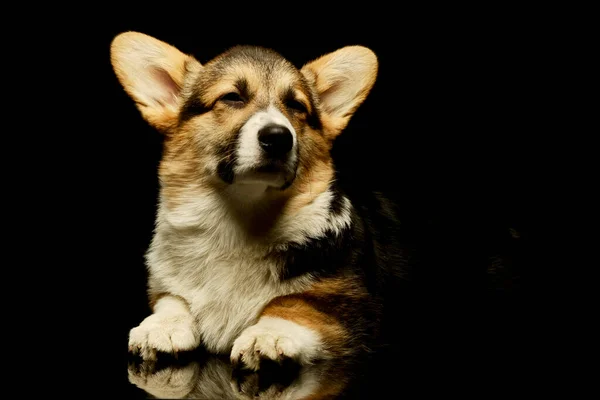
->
{"left": 258, "top": 124, "right": 293, "bottom": 158}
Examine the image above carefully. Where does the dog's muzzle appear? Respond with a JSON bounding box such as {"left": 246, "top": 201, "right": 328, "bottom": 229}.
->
{"left": 223, "top": 107, "right": 299, "bottom": 189}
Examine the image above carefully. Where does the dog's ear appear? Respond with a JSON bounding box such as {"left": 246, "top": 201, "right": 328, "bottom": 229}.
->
{"left": 110, "top": 32, "right": 201, "bottom": 132}
{"left": 301, "top": 46, "right": 378, "bottom": 136}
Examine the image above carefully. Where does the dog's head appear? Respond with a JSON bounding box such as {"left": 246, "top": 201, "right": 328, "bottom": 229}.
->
{"left": 111, "top": 32, "right": 377, "bottom": 205}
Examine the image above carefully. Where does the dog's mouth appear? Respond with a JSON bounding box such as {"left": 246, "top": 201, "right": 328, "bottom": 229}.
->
{"left": 233, "top": 160, "right": 297, "bottom": 189}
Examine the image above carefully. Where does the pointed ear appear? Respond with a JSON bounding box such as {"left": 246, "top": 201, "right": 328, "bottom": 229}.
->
{"left": 110, "top": 32, "right": 201, "bottom": 131}
{"left": 301, "top": 46, "right": 378, "bottom": 134}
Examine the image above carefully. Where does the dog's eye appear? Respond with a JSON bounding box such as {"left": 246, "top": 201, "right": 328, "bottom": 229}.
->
{"left": 220, "top": 92, "right": 245, "bottom": 106}
{"left": 286, "top": 99, "right": 308, "bottom": 114}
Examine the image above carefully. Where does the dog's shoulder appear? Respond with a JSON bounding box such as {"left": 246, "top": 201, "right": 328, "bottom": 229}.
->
{"left": 271, "top": 177, "right": 408, "bottom": 289}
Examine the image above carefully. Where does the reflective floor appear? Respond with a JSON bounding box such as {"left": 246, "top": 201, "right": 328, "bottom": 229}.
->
{"left": 120, "top": 311, "right": 525, "bottom": 399}
{"left": 127, "top": 350, "right": 356, "bottom": 399}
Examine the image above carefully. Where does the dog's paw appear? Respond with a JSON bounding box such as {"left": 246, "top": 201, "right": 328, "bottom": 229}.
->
{"left": 230, "top": 317, "right": 322, "bottom": 371}
{"left": 230, "top": 330, "right": 299, "bottom": 371}
{"left": 128, "top": 360, "right": 199, "bottom": 399}
{"left": 129, "top": 313, "right": 199, "bottom": 360}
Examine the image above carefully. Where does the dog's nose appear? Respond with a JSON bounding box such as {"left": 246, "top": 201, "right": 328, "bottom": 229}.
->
{"left": 258, "top": 124, "right": 293, "bottom": 157}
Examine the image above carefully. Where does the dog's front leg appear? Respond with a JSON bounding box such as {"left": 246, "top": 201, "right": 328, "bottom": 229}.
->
{"left": 231, "top": 279, "right": 371, "bottom": 371}
{"left": 129, "top": 295, "right": 200, "bottom": 360}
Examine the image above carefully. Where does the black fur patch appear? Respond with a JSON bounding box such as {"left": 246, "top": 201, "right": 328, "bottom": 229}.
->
{"left": 272, "top": 183, "right": 365, "bottom": 281}
{"left": 215, "top": 121, "right": 248, "bottom": 184}
{"left": 217, "top": 156, "right": 235, "bottom": 184}
{"left": 282, "top": 87, "right": 321, "bottom": 130}
{"left": 328, "top": 181, "right": 347, "bottom": 216}
{"left": 268, "top": 179, "right": 411, "bottom": 352}
{"left": 179, "top": 96, "right": 210, "bottom": 123}
{"left": 234, "top": 77, "right": 250, "bottom": 100}
{"left": 275, "top": 226, "right": 354, "bottom": 281}
{"left": 305, "top": 109, "right": 322, "bottom": 131}
{"left": 296, "top": 76, "right": 322, "bottom": 130}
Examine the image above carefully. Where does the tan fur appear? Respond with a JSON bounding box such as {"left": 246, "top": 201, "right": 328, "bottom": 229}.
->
{"left": 283, "top": 160, "right": 334, "bottom": 215}
{"left": 261, "top": 298, "right": 348, "bottom": 348}
{"left": 112, "top": 32, "right": 379, "bottom": 365}
{"left": 301, "top": 46, "right": 378, "bottom": 136}
{"left": 307, "top": 276, "right": 369, "bottom": 297}
{"left": 154, "top": 57, "right": 332, "bottom": 212}
{"left": 260, "top": 277, "right": 369, "bottom": 359}
{"left": 110, "top": 32, "right": 201, "bottom": 132}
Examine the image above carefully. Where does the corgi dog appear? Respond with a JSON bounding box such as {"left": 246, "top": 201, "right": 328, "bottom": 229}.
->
{"left": 111, "top": 31, "right": 406, "bottom": 373}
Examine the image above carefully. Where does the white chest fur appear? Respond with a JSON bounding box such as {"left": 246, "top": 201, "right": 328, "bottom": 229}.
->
{"left": 145, "top": 187, "right": 351, "bottom": 353}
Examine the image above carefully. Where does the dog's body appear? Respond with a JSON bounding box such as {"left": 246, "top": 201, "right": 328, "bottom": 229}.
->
{"left": 111, "top": 32, "right": 406, "bottom": 372}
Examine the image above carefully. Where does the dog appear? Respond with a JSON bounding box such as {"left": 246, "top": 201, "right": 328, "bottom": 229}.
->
{"left": 111, "top": 31, "right": 410, "bottom": 375}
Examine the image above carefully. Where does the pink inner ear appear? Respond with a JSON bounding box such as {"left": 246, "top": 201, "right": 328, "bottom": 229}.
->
{"left": 149, "top": 67, "right": 180, "bottom": 106}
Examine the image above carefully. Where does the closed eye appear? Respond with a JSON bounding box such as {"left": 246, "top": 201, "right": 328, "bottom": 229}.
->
{"left": 220, "top": 92, "right": 245, "bottom": 106}
{"left": 286, "top": 98, "right": 308, "bottom": 114}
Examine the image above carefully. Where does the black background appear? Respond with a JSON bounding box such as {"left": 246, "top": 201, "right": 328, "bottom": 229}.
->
{"left": 58, "top": 9, "right": 545, "bottom": 397}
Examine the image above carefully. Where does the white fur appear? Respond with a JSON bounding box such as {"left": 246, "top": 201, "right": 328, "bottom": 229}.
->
{"left": 128, "top": 296, "right": 199, "bottom": 360}
{"left": 272, "top": 191, "right": 352, "bottom": 248}
{"left": 231, "top": 316, "right": 323, "bottom": 371}
{"left": 145, "top": 211, "right": 312, "bottom": 354}
{"left": 161, "top": 186, "right": 351, "bottom": 245}
{"left": 136, "top": 183, "right": 351, "bottom": 357}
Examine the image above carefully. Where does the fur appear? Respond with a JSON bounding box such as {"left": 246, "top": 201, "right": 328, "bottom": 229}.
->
{"left": 111, "top": 31, "right": 399, "bottom": 371}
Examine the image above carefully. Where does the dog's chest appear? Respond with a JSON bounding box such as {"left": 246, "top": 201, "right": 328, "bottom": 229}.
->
{"left": 148, "top": 189, "right": 349, "bottom": 353}
{"left": 154, "top": 238, "right": 311, "bottom": 353}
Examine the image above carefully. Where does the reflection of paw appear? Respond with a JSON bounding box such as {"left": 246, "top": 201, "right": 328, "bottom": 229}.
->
{"left": 231, "top": 358, "right": 302, "bottom": 399}
{"left": 128, "top": 360, "right": 199, "bottom": 399}
{"left": 129, "top": 313, "right": 199, "bottom": 360}
{"left": 231, "top": 370, "right": 262, "bottom": 398}
{"left": 232, "top": 370, "right": 287, "bottom": 400}
{"left": 230, "top": 317, "right": 321, "bottom": 371}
